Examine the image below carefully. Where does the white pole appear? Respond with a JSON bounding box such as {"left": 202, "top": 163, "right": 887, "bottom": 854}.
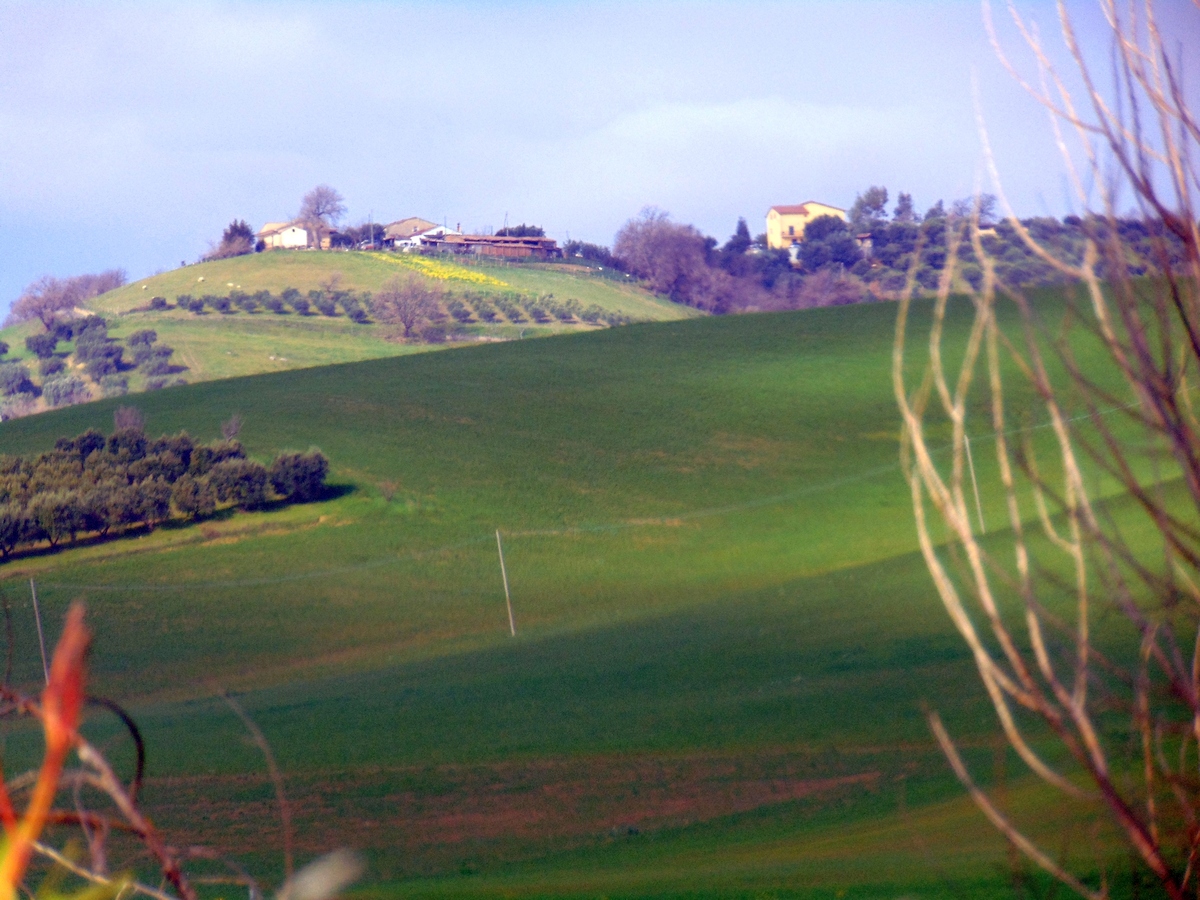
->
{"left": 496, "top": 530, "right": 516, "bottom": 637}
{"left": 964, "top": 433, "right": 987, "bottom": 534}
{"left": 30, "top": 579, "right": 48, "bottom": 684}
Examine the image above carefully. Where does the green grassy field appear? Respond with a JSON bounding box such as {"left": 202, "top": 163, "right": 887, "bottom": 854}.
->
{"left": 0, "top": 296, "right": 1144, "bottom": 897}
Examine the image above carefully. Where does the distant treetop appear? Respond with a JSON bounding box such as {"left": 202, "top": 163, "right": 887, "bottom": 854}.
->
{"left": 495, "top": 224, "right": 545, "bottom": 238}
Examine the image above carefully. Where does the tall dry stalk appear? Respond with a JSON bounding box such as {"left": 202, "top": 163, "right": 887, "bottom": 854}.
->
{"left": 894, "top": 1, "right": 1199, "bottom": 897}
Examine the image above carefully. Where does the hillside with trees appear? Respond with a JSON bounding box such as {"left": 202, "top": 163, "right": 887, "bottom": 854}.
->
{"left": 0, "top": 250, "right": 694, "bottom": 418}
{"left": 609, "top": 189, "right": 1191, "bottom": 314}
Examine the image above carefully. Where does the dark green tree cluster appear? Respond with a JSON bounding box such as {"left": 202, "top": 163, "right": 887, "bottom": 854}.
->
{"left": 0, "top": 421, "right": 329, "bottom": 559}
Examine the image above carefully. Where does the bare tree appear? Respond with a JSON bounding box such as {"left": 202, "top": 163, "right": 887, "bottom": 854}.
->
{"left": 613, "top": 208, "right": 746, "bottom": 311}
{"left": 370, "top": 274, "right": 441, "bottom": 338}
{"left": 6, "top": 270, "right": 127, "bottom": 330}
{"left": 298, "top": 185, "right": 346, "bottom": 249}
{"left": 894, "top": 2, "right": 1200, "bottom": 897}
{"left": 113, "top": 405, "right": 145, "bottom": 433}
{"left": 320, "top": 272, "right": 343, "bottom": 296}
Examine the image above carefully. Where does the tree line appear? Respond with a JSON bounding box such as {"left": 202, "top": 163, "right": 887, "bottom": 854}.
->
{"left": 608, "top": 187, "right": 1192, "bottom": 313}
{"left": 151, "top": 279, "right": 629, "bottom": 339}
{"left": 0, "top": 410, "right": 328, "bottom": 559}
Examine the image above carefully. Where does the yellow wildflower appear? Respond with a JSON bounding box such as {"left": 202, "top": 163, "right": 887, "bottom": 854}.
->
{"left": 368, "top": 253, "right": 508, "bottom": 287}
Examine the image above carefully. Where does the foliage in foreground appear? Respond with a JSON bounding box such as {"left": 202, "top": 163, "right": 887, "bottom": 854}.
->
{"left": 895, "top": 1, "right": 1200, "bottom": 897}
{"left": 0, "top": 602, "right": 365, "bottom": 900}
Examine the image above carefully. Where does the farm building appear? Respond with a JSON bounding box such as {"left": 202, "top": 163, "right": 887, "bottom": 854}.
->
{"left": 257, "top": 222, "right": 308, "bottom": 250}
{"left": 395, "top": 224, "right": 461, "bottom": 251}
{"left": 765, "top": 202, "right": 847, "bottom": 250}
{"left": 256, "top": 221, "right": 337, "bottom": 250}
{"left": 383, "top": 217, "right": 437, "bottom": 246}
{"left": 421, "top": 233, "right": 562, "bottom": 259}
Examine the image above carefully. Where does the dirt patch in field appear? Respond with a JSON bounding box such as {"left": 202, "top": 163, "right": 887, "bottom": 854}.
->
{"left": 137, "top": 748, "right": 887, "bottom": 877}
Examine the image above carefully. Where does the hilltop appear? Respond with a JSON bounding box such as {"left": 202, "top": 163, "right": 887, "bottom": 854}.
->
{"left": 0, "top": 250, "right": 696, "bottom": 412}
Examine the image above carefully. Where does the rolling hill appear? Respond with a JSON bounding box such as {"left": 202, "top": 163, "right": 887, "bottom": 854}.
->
{"left": 0, "top": 295, "right": 1141, "bottom": 898}
{"left": 0, "top": 249, "right": 697, "bottom": 406}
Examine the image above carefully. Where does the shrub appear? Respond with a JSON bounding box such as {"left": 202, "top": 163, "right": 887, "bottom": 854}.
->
{"left": 421, "top": 323, "right": 448, "bottom": 343}
{"left": 84, "top": 356, "right": 118, "bottom": 379}
{"left": 269, "top": 450, "right": 329, "bottom": 502}
{"left": 0, "top": 340, "right": 8, "bottom": 356}
{"left": 129, "top": 449, "right": 189, "bottom": 482}
{"left": 171, "top": 474, "right": 216, "bottom": 519}
{"left": 291, "top": 296, "right": 312, "bottom": 315}
{"left": 42, "top": 375, "right": 91, "bottom": 408}
{"left": 97, "top": 482, "right": 144, "bottom": 532}
{"left": 207, "top": 294, "right": 232, "bottom": 314}
{"left": 144, "top": 377, "right": 167, "bottom": 391}
{"left": 148, "top": 296, "right": 169, "bottom": 310}
{"left": 55, "top": 428, "right": 106, "bottom": 459}
{"left": 141, "top": 351, "right": 175, "bottom": 376}
{"left": 150, "top": 432, "right": 195, "bottom": 467}
{"left": 27, "top": 490, "right": 83, "bottom": 547}
{"left": 0, "top": 502, "right": 22, "bottom": 556}
{"left": 25, "top": 332, "right": 58, "bottom": 359}
{"left": 343, "top": 297, "right": 369, "bottom": 323}
{"left": 207, "top": 458, "right": 268, "bottom": 509}
{"left": 138, "top": 478, "right": 172, "bottom": 525}
{"left": 39, "top": 357, "right": 65, "bottom": 377}
{"left": 188, "top": 439, "right": 245, "bottom": 476}
{"left": 0, "top": 364, "right": 36, "bottom": 397}
{"left": 128, "top": 329, "right": 157, "bottom": 348}
{"left": 263, "top": 295, "right": 286, "bottom": 314}
{"left": 313, "top": 293, "right": 338, "bottom": 316}
{"left": 107, "top": 427, "right": 147, "bottom": 461}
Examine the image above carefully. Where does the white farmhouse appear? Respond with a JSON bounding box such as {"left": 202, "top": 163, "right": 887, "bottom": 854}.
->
{"left": 257, "top": 222, "right": 310, "bottom": 250}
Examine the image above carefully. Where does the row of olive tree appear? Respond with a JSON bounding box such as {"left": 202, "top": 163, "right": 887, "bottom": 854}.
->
{"left": 0, "top": 414, "right": 328, "bottom": 558}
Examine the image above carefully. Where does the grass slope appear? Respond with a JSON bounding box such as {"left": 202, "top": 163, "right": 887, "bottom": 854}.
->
{"left": 0, "top": 250, "right": 695, "bottom": 402}
{"left": 0, "top": 297, "right": 1137, "bottom": 897}
{"left": 97, "top": 251, "right": 684, "bottom": 322}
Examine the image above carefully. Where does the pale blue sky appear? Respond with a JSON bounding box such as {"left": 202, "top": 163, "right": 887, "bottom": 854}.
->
{"left": 1, "top": 1, "right": 1195, "bottom": 311}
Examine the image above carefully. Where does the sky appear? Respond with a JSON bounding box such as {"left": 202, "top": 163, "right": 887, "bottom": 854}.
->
{"left": 1, "top": 0, "right": 1197, "bottom": 313}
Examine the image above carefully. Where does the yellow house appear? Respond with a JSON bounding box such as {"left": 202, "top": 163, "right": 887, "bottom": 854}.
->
{"left": 765, "top": 202, "right": 848, "bottom": 250}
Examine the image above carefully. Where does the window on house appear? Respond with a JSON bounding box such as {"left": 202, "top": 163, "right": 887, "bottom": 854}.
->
{"left": 788, "top": 225, "right": 795, "bottom": 236}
